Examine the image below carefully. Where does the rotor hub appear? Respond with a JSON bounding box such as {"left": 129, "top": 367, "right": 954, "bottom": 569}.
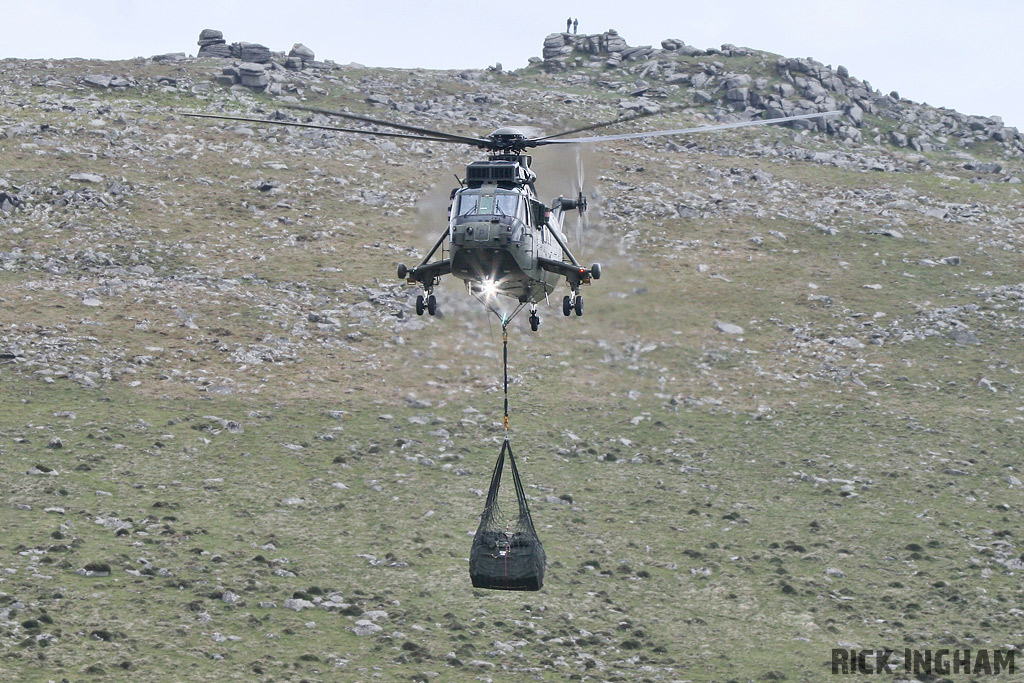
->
{"left": 487, "top": 127, "right": 531, "bottom": 152}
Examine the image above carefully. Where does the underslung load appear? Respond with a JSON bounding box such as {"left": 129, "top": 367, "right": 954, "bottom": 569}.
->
{"left": 469, "top": 438, "right": 546, "bottom": 591}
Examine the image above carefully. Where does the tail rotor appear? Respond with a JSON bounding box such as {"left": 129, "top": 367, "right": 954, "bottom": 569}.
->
{"left": 572, "top": 147, "right": 589, "bottom": 253}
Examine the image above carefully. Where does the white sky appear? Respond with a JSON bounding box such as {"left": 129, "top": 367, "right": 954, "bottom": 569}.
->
{"left": 4, "top": 0, "right": 1022, "bottom": 130}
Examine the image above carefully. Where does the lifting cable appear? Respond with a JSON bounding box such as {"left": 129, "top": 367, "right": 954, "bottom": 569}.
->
{"left": 470, "top": 294, "right": 526, "bottom": 435}
{"left": 502, "top": 321, "right": 510, "bottom": 433}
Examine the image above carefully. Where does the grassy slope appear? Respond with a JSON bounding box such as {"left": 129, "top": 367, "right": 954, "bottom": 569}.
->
{"left": 1, "top": 54, "right": 1023, "bottom": 682}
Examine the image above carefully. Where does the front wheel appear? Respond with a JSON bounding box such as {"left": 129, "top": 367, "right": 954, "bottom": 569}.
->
{"left": 397, "top": 263, "right": 408, "bottom": 279}
{"left": 591, "top": 263, "right": 602, "bottom": 280}
{"left": 427, "top": 294, "right": 437, "bottom": 316}
{"left": 562, "top": 295, "right": 572, "bottom": 317}
{"left": 574, "top": 296, "right": 584, "bottom": 316}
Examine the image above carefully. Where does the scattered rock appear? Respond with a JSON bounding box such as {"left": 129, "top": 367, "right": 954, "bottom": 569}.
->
{"left": 950, "top": 328, "right": 980, "bottom": 345}
{"left": 283, "top": 598, "right": 315, "bottom": 611}
{"left": 715, "top": 321, "right": 744, "bottom": 335}
{"left": 69, "top": 173, "right": 103, "bottom": 184}
{"left": 353, "top": 619, "right": 383, "bottom": 636}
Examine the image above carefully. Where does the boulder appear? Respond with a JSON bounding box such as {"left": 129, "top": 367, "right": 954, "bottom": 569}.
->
{"left": 289, "top": 43, "right": 315, "bottom": 62}
{"left": 198, "top": 28, "right": 223, "bottom": 43}
{"left": 198, "top": 44, "right": 232, "bottom": 58}
{"left": 621, "top": 46, "right": 653, "bottom": 61}
{"left": 715, "top": 321, "right": 744, "bottom": 335}
{"left": 197, "top": 28, "right": 230, "bottom": 58}
{"left": 725, "top": 74, "right": 753, "bottom": 89}
{"left": 777, "top": 82, "right": 796, "bottom": 98}
{"left": 725, "top": 87, "right": 749, "bottom": 104}
{"left": 82, "top": 74, "right": 113, "bottom": 88}
{"left": 543, "top": 33, "right": 568, "bottom": 49}
{"left": 543, "top": 33, "right": 570, "bottom": 59}
{"left": 233, "top": 42, "right": 271, "bottom": 63}
{"left": 964, "top": 161, "right": 1003, "bottom": 174}
{"left": 605, "top": 30, "right": 628, "bottom": 53}
{"left": 692, "top": 90, "right": 714, "bottom": 104}
{"left": 238, "top": 62, "right": 269, "bottom": 88}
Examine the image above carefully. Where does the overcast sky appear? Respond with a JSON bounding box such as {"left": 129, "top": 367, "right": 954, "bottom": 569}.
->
{"left": 5, "top": 0, "right": 1022, "bottom": 130}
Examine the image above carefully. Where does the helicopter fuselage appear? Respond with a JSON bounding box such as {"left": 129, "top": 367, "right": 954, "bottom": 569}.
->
{"left": 400, "top": 152, "right": 596, "bottom": 314}
{"left": 448, "top": 179, "right": 564, "bottom": 303}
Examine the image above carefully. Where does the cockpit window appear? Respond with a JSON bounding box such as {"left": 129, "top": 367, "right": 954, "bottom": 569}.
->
{"left": 457, "top": 191, "right": 520, "bottom": 218}
{"left": 457, "top": 193, "right": 480, "bottom": 216}
{"left": 494, "top": 193, "right": 518, "bottom": 216}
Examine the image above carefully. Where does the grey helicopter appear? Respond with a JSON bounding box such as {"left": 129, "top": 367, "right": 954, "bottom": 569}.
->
{"left": 186, "top": 106, "right": 836, "bottom": 330}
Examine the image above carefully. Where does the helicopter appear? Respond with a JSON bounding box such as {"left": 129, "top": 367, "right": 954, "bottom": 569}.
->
{"left": 186, "top": 106, "right": 837, "bottom": 330}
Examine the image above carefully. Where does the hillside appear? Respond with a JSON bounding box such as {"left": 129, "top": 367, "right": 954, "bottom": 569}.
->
{"left": 2, "top": 29, "right": 1023, "bottom": 681}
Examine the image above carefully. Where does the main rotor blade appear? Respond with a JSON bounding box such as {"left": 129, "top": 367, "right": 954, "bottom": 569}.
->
{"left": 534, "top": 106, "right": 670, "bottom": 142}
{"left": 287, "top": 104, "right": 490, "bottom": 147}
{"left": 182, "top": 112, "right": 470, "bottom": 144}
{"left": 537, "top": 111, "right": 841, "bottom": 146}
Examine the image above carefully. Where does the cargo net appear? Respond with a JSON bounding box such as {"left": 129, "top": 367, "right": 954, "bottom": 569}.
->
{"left": 470, "top": 438, "right": 546, "bottom": 591}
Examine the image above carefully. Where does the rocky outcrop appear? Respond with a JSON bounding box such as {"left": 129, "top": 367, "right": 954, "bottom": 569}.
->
{"left": 190, "top": 29, "right": 332, "bottom": 90}
{"left": 195, "top": 30, "right": 274, "bottom": 65}
{"left": 537, "top": 29, "right": 1023, "bottom": 154}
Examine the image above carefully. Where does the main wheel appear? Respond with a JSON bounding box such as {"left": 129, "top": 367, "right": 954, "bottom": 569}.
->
{"left": 574, "top": 296, "right": 584, "bottom": 316}
{"left": 415, "top": 294, "right": 425, "bottom": 316}
{"left": 562, "top": 295, "right": 572, "bottom": 317}
{"left": 427, "top": 294, "right": 437, "bottom": 316}
{"left": 397, "top": 263, "right": 408, "bottom": 279}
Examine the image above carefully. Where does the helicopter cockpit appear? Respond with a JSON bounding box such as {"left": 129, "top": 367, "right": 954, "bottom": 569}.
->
{"left": 454, "top": 190, "right": 527, "bottom": 222}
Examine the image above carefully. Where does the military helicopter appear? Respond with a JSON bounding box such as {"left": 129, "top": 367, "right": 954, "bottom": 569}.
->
{"left": 186, "top": 106, "right": 836, "bottom": 330}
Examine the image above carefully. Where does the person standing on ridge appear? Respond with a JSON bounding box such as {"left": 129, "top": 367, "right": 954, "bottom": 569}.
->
{"left": 573, "top": 18, "right": 578, "bottom": 34}
{"left": 566, "top": 17, "right": 572, "bottom": 32}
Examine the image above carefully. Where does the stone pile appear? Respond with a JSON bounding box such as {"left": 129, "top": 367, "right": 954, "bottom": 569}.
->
{"left": 197, "top": 29, "right": 231, "bottom": 58}
{"left": 544, "top": 29, "right": 629, "bottom": 62}
{"left": 195, "top": 30, "right": 271, "bottom": 63}
{"left": 191, "top": 29, "right": 329, "bottom": 88}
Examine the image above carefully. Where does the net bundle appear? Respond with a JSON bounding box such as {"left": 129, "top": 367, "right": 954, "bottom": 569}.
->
{"left": 469, "top": 438, "right": 546, "bottom": 591}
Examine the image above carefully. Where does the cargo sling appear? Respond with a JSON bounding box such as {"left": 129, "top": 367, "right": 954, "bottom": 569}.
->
{"left": 469, "top": 319, "right": 546, "bottom": 590}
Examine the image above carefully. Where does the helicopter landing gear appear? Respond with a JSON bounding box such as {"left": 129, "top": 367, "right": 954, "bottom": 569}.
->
{"left": 563, "top": 291, "right": 584, "bottom": 317}
{"left": 415, "top": 292, "right": 438, "bottom": 316}
{"left": 529, "top": 305, "right": 540, "bottom": 332}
